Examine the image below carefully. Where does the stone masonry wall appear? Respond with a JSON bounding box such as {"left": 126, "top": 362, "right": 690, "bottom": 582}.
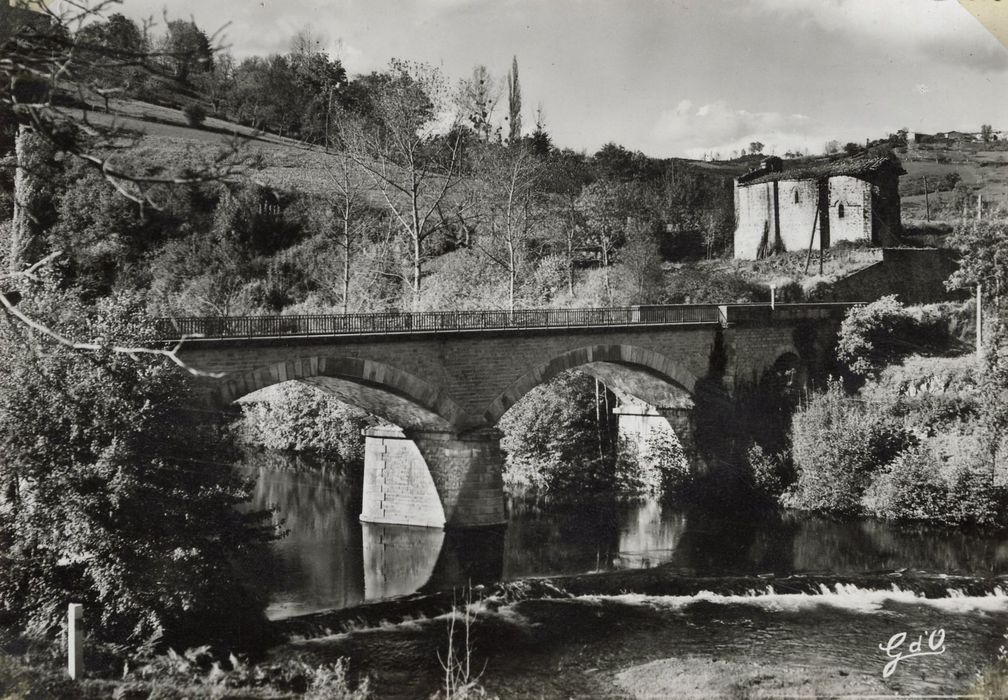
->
{"left": 735, "top": 176, "right": 872, "bottom": 259}
{"left": 826, "top": 175, "right": 872, "bottom": 245}
{"left": 361, "top": 428, "right": 445, "bottom": 528}
{"left": 826, "top": 248, "right": 965, "bottom": 304}
{"left": 361, "top": 427, "right": 505, "bottom": 528}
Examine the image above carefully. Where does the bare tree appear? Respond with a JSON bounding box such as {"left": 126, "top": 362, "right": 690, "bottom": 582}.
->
{"left": 325, "top": 111, "right": 379, "bottom": 315}
{"left": 544, "top": 151, "right": 590, "bottom": 297}
{"left": 618, "top": 218, "right": 662, "bottom": 304}
{"left": 576, "top": 180, "right": 631, "bottom": 305}
{"left": 342, "top": 60, "right": 467, "bottom": 311}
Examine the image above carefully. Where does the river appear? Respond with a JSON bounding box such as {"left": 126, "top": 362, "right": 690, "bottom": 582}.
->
{"left": 241, "top": 455, "right": 1008, "bottom": 697}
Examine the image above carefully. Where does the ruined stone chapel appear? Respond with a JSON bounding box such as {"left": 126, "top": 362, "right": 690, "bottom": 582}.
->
{"left": 733, "top": 151, "right": 904, "bottom": 259}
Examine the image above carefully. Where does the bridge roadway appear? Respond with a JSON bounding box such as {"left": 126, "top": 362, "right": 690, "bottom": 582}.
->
{"left": 156, "top": 303, "right": 856, "bottom": 530}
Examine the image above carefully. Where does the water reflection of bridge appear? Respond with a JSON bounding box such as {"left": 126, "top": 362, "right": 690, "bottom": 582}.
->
{"left": 245, "top": 461, "right": 1008, "bottom": 618}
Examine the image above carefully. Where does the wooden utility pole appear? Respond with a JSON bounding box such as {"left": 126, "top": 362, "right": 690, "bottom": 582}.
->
{"left": 923, "top": 176, "right": 930, "bottom": 221}
{"left": 803, "top": 208, "right": 820, "bottom": 276}
{"left": 976, "top": 284, "right": 983, "bottom": 358}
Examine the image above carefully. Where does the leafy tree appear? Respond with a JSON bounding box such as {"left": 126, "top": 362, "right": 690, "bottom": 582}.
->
{"left": 0, "top": 291, "right": 275, "bottom": 648}
{"left": 73, "top": 12, "right": 147, "bottom": 110}
{"left": 240, "top": 383, "right": 371, "bottom": 463}
{"left": 288, "top": 32, "right": 348, "bottom": 147}
{"left": 458, "top": 65, "right": 500, "bottom": 143}
{"left": 528, "top": 104, "right": 552, "bottom": 157}
{"left": 947, "top": 218, "right": 1008, "bottom": 301}
{"left": 47, "top": 164, "right": 148, "bottom": 299}
{"left": 748, "top": 141, "right": 764, "bottom": 155}
{"left": 982, "top": 124, "right": 994, "bottom": 144}
{"left": 230, "top": 55, "right": 302, "bottom": 136}
{"left": 592, "top": 142, "right": 661, "bottom": 182}
{"left": 160, "top": 20, "right": 214, "bottom": 83}
{"left": 499, "top": 371, "right": 619, "bottom": 492}
{"left": 824, "top": 139, "right": 841, "bottom": 155}
{"left": 194, "top": 52, "right": 236, "bottom": 116}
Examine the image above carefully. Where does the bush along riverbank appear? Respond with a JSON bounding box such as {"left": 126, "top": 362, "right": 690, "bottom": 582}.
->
{"left": 750, "top": 296, "right": 1008, "bottom": 526}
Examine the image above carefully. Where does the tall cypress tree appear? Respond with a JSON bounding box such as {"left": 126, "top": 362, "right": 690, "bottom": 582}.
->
{"left": 507, "top": 56, "right": 522, "bottom": 143}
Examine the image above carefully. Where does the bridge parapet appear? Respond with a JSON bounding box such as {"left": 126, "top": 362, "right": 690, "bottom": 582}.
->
{"left": 154, "top": 305, "right": 724, "bottom": 342}
{"left": 722, "top": 302, "right": 861, "bottom": 326}
{"left": 155, "top": 303, "right": 860, "bottom": 342}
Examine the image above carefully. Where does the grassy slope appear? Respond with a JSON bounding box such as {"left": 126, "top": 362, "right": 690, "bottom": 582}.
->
{"left": 898, "top": 142, "right": 1008, "bottom": 221}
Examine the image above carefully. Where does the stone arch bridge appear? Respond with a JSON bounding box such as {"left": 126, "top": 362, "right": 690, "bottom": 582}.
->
{"left": 157, "top": 304, "right": 854, "bottom": 530}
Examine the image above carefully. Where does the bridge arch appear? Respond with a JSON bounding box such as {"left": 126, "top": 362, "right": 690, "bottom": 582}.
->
{"left": 482, "top": 344, "right": 700, "bottom": 426}
{"left": 216, "top": 356, "right": 468, "bottom": 431}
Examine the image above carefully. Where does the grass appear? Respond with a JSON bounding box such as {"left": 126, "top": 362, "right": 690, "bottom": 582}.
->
{"left": 702, "top": 244, "right": 882, "bottom": 289}
{"left": 898, "top": 143, "right": 1008, "bottom": 221}
{"left": 612, "top": 656, "right": 913, "bottom": 698}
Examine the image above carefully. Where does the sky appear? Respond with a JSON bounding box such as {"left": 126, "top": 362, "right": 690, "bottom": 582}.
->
{"left": 119, "top": 0, "right": 1008, "bottom": 159}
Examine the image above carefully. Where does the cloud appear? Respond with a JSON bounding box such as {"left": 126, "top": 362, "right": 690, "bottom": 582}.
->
{"left": 652, "top": 99, "right": 818, "bottom": 157}
{"left": 747, "top": 0, "right": 1008, "bottom": 72}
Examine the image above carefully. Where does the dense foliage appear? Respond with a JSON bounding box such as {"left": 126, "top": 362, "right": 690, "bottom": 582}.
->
{"left": 782, "top": 359, "right": 1008, "bottom": 525}
{"left": 499, "top": 371, "right": 621, "bottom": 493}
{"left": 239, "top": 383, "right": 372, "bottom": 466}
{"left": 836, "top": 295, "right": 951, "bottom": 382}
{"left": 0, "top": 291, "right": 276, "bottom": 648}
{"left": 785, "top": 382, "right": 918, "bottom": 514}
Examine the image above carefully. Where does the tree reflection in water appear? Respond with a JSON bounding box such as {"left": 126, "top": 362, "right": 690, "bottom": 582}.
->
{"left": 242, "top": 455, "right": 1008, "bottom": 619}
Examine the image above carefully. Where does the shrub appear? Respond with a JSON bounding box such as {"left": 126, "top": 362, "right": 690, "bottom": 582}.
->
{"left": 784, "top": 381, "right": 917, "bottom": 514}
{"left": 837, "top": 296, "right": 950, "bottom": 381}
{"left": 862, "top": 446, "right": 1007, "bottom": 526}
{"left": 183, "top": 103, "right": 207, "bottom": 128}
{"left": 861, "top": 445, "right": 948, "bottom": 521}
{"left": 746, "top": 442, "right": 790, "bottom": 498}
{"left": 947, "top": 464, "right": 1006, "bottom": 526}
{"left": 661, "top": 265, "right": 768, "bottom": 304}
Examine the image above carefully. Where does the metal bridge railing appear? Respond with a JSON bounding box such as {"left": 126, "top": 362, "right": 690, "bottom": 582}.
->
{"left": 153, "top": 304, "right": 725, "bottom": 341}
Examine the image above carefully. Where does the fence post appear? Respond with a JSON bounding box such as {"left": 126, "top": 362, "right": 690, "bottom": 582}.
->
{"left": 68, "top": 603, "right": 83, "bottom": 680}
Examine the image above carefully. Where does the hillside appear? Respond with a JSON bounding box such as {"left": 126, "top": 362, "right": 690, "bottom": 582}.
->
{"left": 897, "top": 141, "right": 1008, "bottom": 222}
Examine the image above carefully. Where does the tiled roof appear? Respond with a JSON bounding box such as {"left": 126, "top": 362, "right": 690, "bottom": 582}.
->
{"left": 738, "top": 150, "right": 905, "bottom": 186}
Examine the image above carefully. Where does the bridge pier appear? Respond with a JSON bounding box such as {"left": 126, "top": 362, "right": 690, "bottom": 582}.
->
{"left": 613, "top": 399, "right": 704, "bottom": 474}
{"left": 361, "top": 426, "right": 506, "bottom": 529}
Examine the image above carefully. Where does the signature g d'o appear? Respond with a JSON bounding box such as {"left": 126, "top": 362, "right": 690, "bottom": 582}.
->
{"left": 878, "top": 629, "right": 947, "bottom": 678}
